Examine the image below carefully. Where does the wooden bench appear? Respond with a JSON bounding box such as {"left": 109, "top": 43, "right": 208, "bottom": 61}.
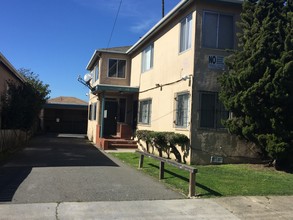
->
{"left": 135, "top": 150, "right": 198, "bottom": 197}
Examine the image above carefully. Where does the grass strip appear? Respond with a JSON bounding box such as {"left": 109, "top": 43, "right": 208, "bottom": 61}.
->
{"left": 110, "top": 152, "right": 293, "bottom": 197}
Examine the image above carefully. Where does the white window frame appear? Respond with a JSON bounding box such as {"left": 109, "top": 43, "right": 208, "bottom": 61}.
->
{"left": 138, "top": 99, "right": 152, "bottom": 125}
{"left": 202, "top": 11, "right": 234, "bottom": 49}
{"left": 88, "top": 103, "right": 97, "bottom": 121}
{"left": 175, "top": 92, "right": 190, "bottom": 128}
{"left": 141, "top": 43, "right": 154, "bottom": 73}
{"left": 107, "top": 58, "right": 127, "bottom": 78}
{"left": 90, "top": 69, "right": 95, "bottom": 83}
{"left": 92, "top": 102, "right": 97, "bottom": 121}
{"left": 95, "top": 63, "right": 99, "bottom": 81}
{"left": 88, "top": 104, "right": 92, "bottom": 120}
{"left": 180, "top": 14, "right": 192, "bottom": 53}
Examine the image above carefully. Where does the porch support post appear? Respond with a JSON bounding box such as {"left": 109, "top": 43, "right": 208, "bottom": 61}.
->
{"left": 100, "top": 93, "right": 105, "bottom": 138}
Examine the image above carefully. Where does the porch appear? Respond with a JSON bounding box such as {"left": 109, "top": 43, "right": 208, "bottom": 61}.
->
{"left": 96, "top": 123, "right": 137, "bottom": 150}
{"left": 92, "top": 84, "right": 139, "bottom": 150}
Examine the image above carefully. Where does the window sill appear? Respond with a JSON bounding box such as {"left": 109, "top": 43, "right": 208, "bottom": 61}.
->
{"left": 107, "top": 76, "right": 127, "bottom": 79}
{"left": 141, "top": 68, "right": 153, "bottom": 74}
{"left": 200, "top": 46, "right": 234, "bottom": 52}
{"left": 138, "top": 123, "right": 151, "bottom": 127}
{"left": 178, "top": 47, "right": 191, "bottom": 55}
{"left": 175, "top": 127, "right": 189, "bottom": 131}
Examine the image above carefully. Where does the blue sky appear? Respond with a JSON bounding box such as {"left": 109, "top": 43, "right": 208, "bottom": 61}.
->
{"left": 0, "top": 0, "right": 180, "bottom": 101}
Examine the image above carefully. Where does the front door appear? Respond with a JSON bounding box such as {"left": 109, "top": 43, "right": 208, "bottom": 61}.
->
{"left": 104, "top": 100, "right": 118, "bottom": 136}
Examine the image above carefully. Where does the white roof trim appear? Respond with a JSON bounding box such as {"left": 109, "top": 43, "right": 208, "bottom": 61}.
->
{"left": 127, "top": 0, "right": 190, "bottom": 54}
{"left": 0, "top": 52, "right": 26, "bottom": 83}
{"left": 86, "top": 50, "right": 99, "bottom": 70}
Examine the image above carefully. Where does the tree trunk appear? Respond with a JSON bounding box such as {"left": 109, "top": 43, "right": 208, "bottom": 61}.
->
{"left": 170, "top": 144, "right": 182, "bottom": 163}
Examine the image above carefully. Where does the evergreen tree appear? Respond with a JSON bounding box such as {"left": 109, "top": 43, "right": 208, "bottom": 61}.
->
{"left": 219, "top": 0, "right": 293, "bottom": 169}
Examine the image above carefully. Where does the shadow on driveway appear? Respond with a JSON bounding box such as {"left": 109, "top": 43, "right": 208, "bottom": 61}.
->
{"left": 3, "top": 134, "right": 118, "bottom": 167}
{"left": 0, "top": 134, "right": 118, "bottom": 202}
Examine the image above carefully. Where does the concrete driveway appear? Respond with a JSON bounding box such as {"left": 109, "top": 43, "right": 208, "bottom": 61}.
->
{"left": 0, "top": 134, "right": 184, "bottom": 204}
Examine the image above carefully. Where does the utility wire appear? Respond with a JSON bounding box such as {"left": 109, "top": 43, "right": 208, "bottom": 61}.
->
{"left": 107, "top": 0, "right": 123, "bottom": 48}
{"left": 140, "top": 79, "right": 183, "bottom": 94}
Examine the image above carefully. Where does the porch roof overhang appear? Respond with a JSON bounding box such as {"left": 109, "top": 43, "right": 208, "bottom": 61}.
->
{"left": 93, "top": 84, "right": 139, "bottom": 94}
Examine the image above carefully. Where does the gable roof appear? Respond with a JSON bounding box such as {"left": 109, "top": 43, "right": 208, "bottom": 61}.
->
{"left": 97, "top": 46, "right": 131, "bottom": 54}
{"left": 86, "top": 46, "right": 131, "bottom": 70}
{"left": 48, "top": 96, "right": 87, "bottom": 105}
{"left": 0, "top": 52, "right": 26, "bottom": 83}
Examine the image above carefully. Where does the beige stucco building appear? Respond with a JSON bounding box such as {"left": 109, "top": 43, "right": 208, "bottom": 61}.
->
{"left": 85, "top": 0, "right": 261, "bottom": 164}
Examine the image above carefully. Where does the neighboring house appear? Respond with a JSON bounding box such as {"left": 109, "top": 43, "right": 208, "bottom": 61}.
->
{"left": 0, "top": 52, "right": 26, "bottom": 128}
{"left": 0, "top": 52, "right": 27, "bottom": 153}
{"left": 40, "top": 96, "right": 88, "bottom": 134}
{"left": 86, "top": 0, "right": 260, "bottom": 164}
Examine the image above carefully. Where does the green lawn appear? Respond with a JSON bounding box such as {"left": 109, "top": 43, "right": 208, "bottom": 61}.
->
{"left": 110, "top": 152, "right": 293, "bottom": 197}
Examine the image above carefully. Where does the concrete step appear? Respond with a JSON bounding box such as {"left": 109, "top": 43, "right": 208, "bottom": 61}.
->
{"left": 108, "top": 139, "right": 138, "bottom": 149}
{"left": 109, "top": 143, "right": 138, "bottom": 149}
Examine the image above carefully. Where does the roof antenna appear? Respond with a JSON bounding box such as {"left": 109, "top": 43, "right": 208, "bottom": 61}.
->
{"left": 162, "top": 0, "right": 165, "bottom": 18}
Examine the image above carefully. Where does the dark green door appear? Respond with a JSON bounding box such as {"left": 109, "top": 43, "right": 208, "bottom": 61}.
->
{"left": 104, "top": 100, "right": 118, "bottom": 136}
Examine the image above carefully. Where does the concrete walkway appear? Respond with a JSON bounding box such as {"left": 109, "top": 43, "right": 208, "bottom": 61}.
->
{"left": 1, "top": 196, "right": 293, "bottom": 219}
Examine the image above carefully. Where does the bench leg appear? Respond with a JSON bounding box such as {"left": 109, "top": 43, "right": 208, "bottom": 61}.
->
{"left": 139, "top": 155, "right": 144, "bottom": 168}
{"left": 189, "top": 172, "right": 196, "bottom": 197}
{"left": 159, "top": 161, "right": 164, "bottom": 180}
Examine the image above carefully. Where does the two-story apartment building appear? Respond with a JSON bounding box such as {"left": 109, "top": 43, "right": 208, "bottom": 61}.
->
{"left": 86, "top": 0, "right": 260, "bottom": 164}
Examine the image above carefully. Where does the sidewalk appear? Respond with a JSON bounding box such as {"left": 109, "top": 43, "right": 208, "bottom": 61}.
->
{"left": 1, "top": 196, "right": 293, "bottom": 220}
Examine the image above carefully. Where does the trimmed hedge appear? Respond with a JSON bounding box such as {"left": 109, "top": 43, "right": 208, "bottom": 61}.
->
{"left": 136, "top": 130, "right": 189, "bottom": 163}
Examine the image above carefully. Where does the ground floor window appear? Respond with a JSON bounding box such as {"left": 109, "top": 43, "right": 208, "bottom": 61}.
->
{"left": 199, "top": 91, "right": 229, "bottom": 129}
{"left": 138, "top": 99, "right": 152, "bottom": 124}
{"left": 88, "top": 103, "right": 97, "bottom": 121}
{"left": 175, "top": 92, "right": 189, "bottom": 128}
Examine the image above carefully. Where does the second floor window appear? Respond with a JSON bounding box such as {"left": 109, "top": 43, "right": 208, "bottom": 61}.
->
{"left": 202, "top": 11, "right": 234, "bottom": 49}
{"left": 175, "top": 93, "right": 189, "bottom": 128}
{"left": 141, "top": 43, "right": 154, "bottom": 73}
{"left": 180, "top": 14, "right": 192, "bottom": 52}
{"left": 108, "top": 59, "right": 126, "bottom": 78}
{"left": 90, "top": 69, "right": 95, "bottom": 83}
{"left": 95, "top": 63, "right": 99, "bottom": 81}
{"left": 88, "top": 103, "right": 97, "bottom": 121}
{"left": 138, "top": 99, "right": 152, "bottom": 124}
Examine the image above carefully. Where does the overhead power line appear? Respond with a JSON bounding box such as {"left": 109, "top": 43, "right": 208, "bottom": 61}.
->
{"left": 107, "top": 0, "right": 123, "bottom": 48}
